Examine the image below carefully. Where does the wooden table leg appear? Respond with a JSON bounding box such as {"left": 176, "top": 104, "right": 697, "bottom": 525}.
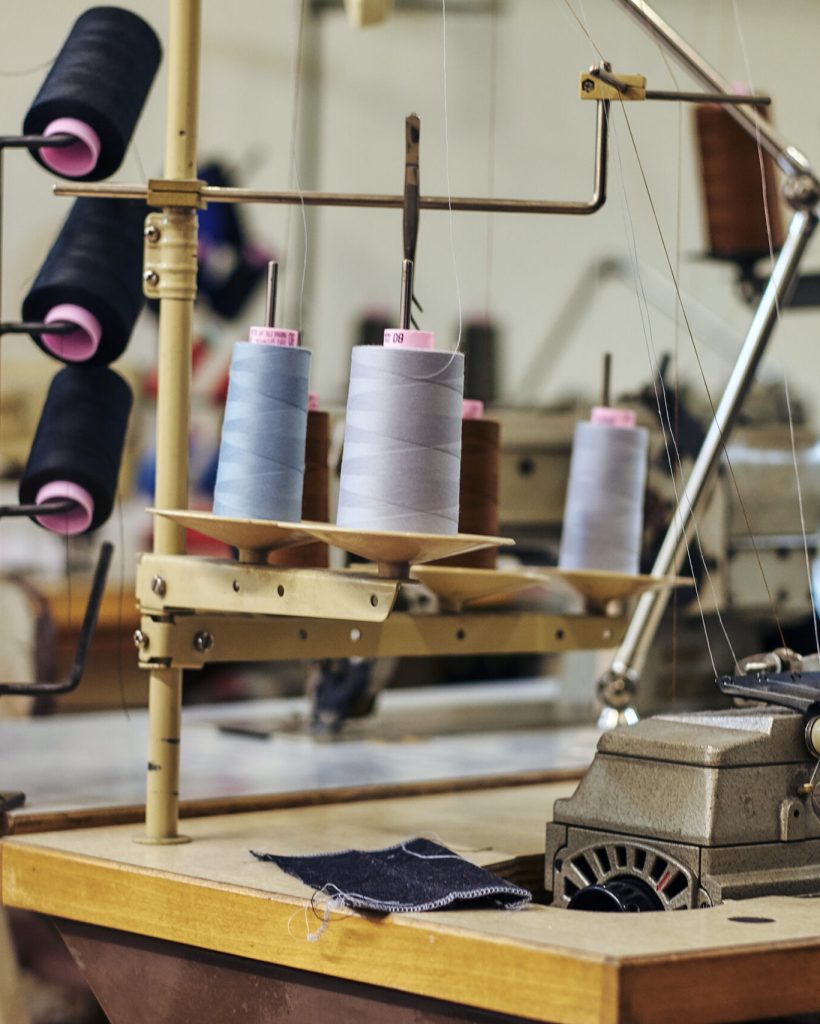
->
{"left": 0, "top": 907, "right": 29, "bottom": 1024}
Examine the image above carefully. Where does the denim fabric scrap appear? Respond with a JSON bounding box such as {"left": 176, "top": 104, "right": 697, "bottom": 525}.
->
{"left": 251, "top": 837, "right": 532, "bottom": 913}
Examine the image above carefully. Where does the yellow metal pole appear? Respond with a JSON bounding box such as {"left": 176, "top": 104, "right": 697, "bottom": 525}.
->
{"left": 140, "top": 0, "right": 201, "bottom": 844}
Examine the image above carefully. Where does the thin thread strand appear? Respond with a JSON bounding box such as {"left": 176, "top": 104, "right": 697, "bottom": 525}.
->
{"left": 441, "top": 0, "right": 463, "bottom": 350}
{"left": 731, "top": 0, "right": 820, "bottom": 660}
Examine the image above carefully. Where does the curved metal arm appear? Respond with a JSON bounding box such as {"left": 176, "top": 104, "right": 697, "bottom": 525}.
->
{"left": 52, "top": 99, "right": 611, "bottom": 217}
{"left": 0, "top": 541, "right": 113, "bottom": 696}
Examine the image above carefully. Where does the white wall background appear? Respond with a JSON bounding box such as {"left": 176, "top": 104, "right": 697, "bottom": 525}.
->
{"left": 3, "top": 0, "right": 820, "bottom": 417}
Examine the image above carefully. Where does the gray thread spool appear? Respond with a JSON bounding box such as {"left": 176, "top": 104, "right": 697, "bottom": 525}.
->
{"left": 337, "top": 346, "right": 464, "bottom": 534}
{"left": 559, "top": 420, "right": 649, "bottom": 575}
{"left": 213, "top": 341, "right": 310, "bottom": 521}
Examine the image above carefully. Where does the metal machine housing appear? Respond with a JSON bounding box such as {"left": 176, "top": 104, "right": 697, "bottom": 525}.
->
{"left": 546, "top": 708, "right": 820, "bottom": 909}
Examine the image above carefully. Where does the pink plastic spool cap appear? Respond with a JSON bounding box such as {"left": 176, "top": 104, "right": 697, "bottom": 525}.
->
{"left": 462, "top": 399, "right": 484, "bottom": 420}
{"left": 42, "top": 304, "right": 102, "bottom": 362}
{"left": 383, "top": 329, "right": 435, "bottom": 350}
{"left": 590, "top": 405, "right": 637, "bottom": 428}
{"left": 35, "top": 480, "right": 94, "bottom": 536}
{"left": 41, "top": 118, "right": 101, "bottom": 178}
{"left": 308, "top": 392, "right": 320, "bottom": 412}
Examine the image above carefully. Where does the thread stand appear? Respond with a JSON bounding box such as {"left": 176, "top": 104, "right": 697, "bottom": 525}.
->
{"left": 26, "top": 0, "right": 816, "bottom": 844}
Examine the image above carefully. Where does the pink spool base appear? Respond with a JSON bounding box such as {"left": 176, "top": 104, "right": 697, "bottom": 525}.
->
{"left": 462, "top": 399, "right": 484, "bottom": 420}
{"left": 384, "top": 329, "right": 435, "bottom": 350}
{"left": 40, "top": 118, "right": 101, "bottom": 178}
{"left": 35, "top": 481, "right": 94, "bottom": 536}
{"left": 308, "top": 392, "right": 320, "bottom": 412}
{"left": 249, "top": 326, "right": 300, "bottom": 347}
{"left": 590, "top": 405, "right": 637, "bottom": 428}
{"left": 42, "top": 304, "right": 102, "bottom": 362}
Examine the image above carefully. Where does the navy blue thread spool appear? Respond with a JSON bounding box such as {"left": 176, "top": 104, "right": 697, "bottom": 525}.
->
{"left": 19, "top": 365, "right": 133, "bottom": 535}
{"left": 23, "top": 197, "right": 147, "bottom": 365}
{"left": 24, "top": 6, "right": 162, "bottom": 181}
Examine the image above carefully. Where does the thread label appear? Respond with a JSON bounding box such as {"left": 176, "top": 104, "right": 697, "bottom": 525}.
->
{"left": 249, "top": 326, "right": 300, "bottom": 347}
{"left": 383, "top": 329, "right": 435, "bottom": 350}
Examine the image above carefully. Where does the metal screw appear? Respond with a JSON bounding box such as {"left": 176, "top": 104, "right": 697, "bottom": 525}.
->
{"left": 133, "top": 629, "right": 149, "bottom": 650}
{"left": 143, "top": 269, "right": 160, "bottom": 286}
{"left": 582, "top": 78, "right": 595, "bottom": 93}
{"left": 193, "top": 631, "right": 214, "bottom": 652}
{"left": 150, "top": 575, "right": 166, "bottom": 598}
{"left": 144, "top": 224, "right": 161, "bottom": 243}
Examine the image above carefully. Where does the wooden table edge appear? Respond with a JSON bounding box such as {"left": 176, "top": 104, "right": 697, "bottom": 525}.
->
{"left": 0, "top": 839, "right": 618, "bottom": 1024}
{"left": 1, "top": 767, "right": 585, "bottom": 836}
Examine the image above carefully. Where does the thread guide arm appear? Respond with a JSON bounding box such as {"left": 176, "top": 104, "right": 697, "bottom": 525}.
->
{"left": 580, "top": 65, "right": 772, "bottom": 106}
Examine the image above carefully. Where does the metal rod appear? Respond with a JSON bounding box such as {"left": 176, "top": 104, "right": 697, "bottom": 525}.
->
{"left": 645, "top": 89, "right": 770, "bottom": 105}
{"left": 0, "top": 133, "right": 78, "bottom": 151}
{"left": 264, "top": 261, "right": 278, "bottom": 327}
{"left": 590, "top": 66, "right": 771, "bottom": 106}
{"left": 0, "top": 320, "right": 75, "bottom": 336}
{"left": 399, "top": 258, "right": 414, "bottom": 330}
{"left": 52, "top": 100, "right": 611, "bottom": 216}
{"left": 609, "top": 0, "right": 816, "bottom": 183}
{"left": 143, "top": 0, "right": 201, "bottom": 846}
{"left": 0, "top": 541, "right": 113, "bottom": 696}
{"left": 0, "top": 498, "right": 80, "bottom": 519}
{"left": 604, "top": 209, "right": 817, "bottom": 694}
{"left": 602, "top": 352, "right": 612, "bottom": 408}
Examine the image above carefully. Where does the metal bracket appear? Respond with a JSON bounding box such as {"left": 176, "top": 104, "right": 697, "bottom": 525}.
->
{"left": 136, "top": 553, "right": 402, "bottom": 622}
{"left": 146, "top": 177, "right": 206, "bottom": 209}
{"left": 142, "top": 210, "right": 198, "bottom": 301}
{"left": 581, "top": 69, "right": 646, "bottom": 101}
{"left": 134, "top": 609, "right": 627, "bottom": 669}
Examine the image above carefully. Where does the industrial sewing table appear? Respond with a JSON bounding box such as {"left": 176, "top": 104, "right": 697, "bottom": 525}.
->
{"left": 2, "top": 699, "right": 820, "bottom": 1024}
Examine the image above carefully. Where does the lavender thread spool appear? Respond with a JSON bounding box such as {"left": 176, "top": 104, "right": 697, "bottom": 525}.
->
{"left": 337, "top": 330, "right": 464, "bottom": 535}
{"left": 213, "top": 328, "right": 310, "bottom": 522}
{"left": 559, "top": 407, "right": 649, "bottom": 575}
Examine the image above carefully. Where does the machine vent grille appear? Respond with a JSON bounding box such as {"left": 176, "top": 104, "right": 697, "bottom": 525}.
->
{"left": 556, "top": 841, "right": 694, "bottom": 911}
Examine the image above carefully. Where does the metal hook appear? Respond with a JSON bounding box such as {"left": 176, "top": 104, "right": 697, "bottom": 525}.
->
{"left": 0, "top": 541, "right": 113, "bottom": 696}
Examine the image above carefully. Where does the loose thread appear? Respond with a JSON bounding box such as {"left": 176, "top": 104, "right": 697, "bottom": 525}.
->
{"left": 606, "top": 100, "right": 732, "bottom": 676}
{"left": 441, "top": 0, "right": 463, "bottom": 351}
{"left": 731, "top": 0, "right": 820, "bottom": 661}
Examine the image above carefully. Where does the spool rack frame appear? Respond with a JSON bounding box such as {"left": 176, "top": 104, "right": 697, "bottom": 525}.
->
{"left": 49, "top": 0, "right": 820, "bottom": 842}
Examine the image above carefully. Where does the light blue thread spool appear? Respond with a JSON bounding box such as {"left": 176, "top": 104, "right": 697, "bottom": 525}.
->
{"left": 213, "top": 341, "right": 311, "bottom": 522}
{"left": 337, "top": 344, "right": 464, "bottom": 535}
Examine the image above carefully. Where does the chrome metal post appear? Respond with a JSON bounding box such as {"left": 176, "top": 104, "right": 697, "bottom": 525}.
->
{"left": 610, "top": 0, "right": 817, "bottom": 185}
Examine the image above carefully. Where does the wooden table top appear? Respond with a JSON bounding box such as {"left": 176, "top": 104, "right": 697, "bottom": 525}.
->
{"left": 4, "top": 782, "right": 820, "bottom": 1024}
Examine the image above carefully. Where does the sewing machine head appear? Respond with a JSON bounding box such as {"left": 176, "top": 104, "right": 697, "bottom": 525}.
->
{"left": 546, "top": 652, "right": 820, "bottom": 911}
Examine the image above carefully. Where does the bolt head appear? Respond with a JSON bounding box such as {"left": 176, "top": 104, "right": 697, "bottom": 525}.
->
{"left": 193, "top": 631, "right": 214, "bottom": 652}
{"left": 582, "top": 78, "right": 595, "bottom": 93}
{"left": 150, "top": 575, "right": 167, "bottom": 597}
{"left": 143, "top": 269, "right": 159, "bottom": 286}
{"left": 133, "top": 629, "right": 149, "bottom": 650}
{"left": 144, "top": 224, "right": 161, "bottom": 243}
